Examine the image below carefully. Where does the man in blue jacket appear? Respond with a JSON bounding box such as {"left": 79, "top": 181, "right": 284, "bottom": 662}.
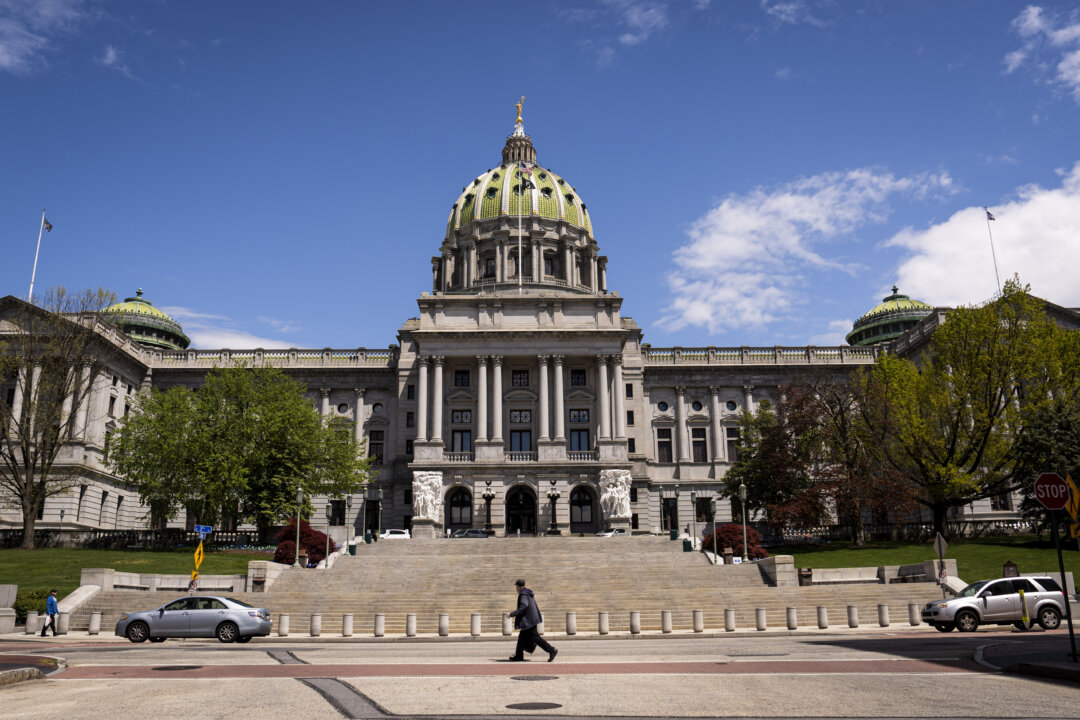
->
{"left": 40, "top": 589, "right": 58, "bottom": 637}
{"left": 506, "top": 579, "right": 557, "bottom": 662}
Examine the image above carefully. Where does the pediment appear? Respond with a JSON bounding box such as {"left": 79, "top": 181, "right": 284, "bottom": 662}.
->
{"left": 504, "top": 388, "right": 538, "bottom": 402}
{"left": 651, "top": 413, "right": 675, "bottom": 424}
{"left": 687, "top": 412, "right": 710, "bottom": 423}
{"left": 446, "top": 389, "right": 476, "bottom": 403}
{"left": 565, "top": 390, "right": 595, "bottom": 401}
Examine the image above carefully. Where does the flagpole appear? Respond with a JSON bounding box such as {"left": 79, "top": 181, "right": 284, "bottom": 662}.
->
{"left": 28, "top": 208, "right": 46, "bottom": 304}
{"left": 518, "top": 170, "right": 523, "bottom": 295}
{"left": 984, "top": 206, "right": 1001, "bottom": 294}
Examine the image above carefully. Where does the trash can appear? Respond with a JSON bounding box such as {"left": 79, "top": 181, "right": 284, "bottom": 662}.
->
{"left": 348, "top": 543, "right": 357, "bottom": 556}
{"left": 798, "top": 568, "right": 813, "bottom": 586}
{"left": 669, "top": 529, "right": 678, "bottom": 541}
{"left": 682, "top": 539, "right": 692, "bottom": 552}
{"left": 364, "top": 531, "right": 372, "bottom": 544}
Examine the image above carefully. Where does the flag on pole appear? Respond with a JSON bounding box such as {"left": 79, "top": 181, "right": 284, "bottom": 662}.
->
{"left": 985, "top": 209, "right": 995, "bottom": 221}
{"left": 518, "top": 163, "right": 535, "bottom": 190}
{"left": 43, "top": 218, "right": 53, "bottom": 232}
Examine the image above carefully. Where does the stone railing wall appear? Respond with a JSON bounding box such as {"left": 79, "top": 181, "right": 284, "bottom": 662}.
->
{"left": 151, "top": 347, "right": 398, "bottom": 369}
{"left": 642, "top": 346, "right": 881, "bottom": 366}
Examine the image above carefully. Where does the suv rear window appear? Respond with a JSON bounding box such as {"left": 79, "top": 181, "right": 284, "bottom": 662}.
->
{"left": 1034, "top": 577, "right": 1063, "bottom": 593}
{"left": 1012, "top": 578, "right": 1039, "bottom": 593}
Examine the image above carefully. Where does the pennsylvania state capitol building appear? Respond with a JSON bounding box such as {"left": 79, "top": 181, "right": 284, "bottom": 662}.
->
{"left": 9, "top": 109, "right": 1014, "bottom": 541}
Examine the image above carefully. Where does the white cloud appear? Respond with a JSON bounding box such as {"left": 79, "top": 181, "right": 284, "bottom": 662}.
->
{"left": 774, "top": 67, "right": 791, "bottom": 80}
{"left": 1005, "top": 5, "right": 1080, "bottom": 102}
{"left": 257, "top": 315, "right": 302, "bottom": 334}
{"left": 96, "top": 43, "right": 134, "bottom": 79}
{"left": 809, "top": 319, "right": 854, "bottom": 346}
{"left": 1003, "top": 49, "right": 1027, "bottom": 74}
{"left": 887, "top": 162, "right": 1080, "bottom": 308}
{"left": 0, "top": 0, "right": 89, "bottom": 74}
{"left": 162, "top": 306, "right": 294, "bottom": 350}
{"left": 660, "top": 167, "right": 958, "bottom": 335}
{"left": 760, "top": 0, "right": 827, "bottom": 28}
{"left": 615, "top": 2, "right": 668, "bottom": 46}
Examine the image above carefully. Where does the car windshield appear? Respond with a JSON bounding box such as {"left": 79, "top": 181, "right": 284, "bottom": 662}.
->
{"left": 226, "top": 597, "right": 254, "bottom": 608}
{"left": 957, "top": 580, "right": 990, "bottom": 597}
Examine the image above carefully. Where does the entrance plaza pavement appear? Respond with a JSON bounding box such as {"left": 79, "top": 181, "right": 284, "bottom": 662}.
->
{"left": 2, "top": 622, "right": 1079, "bottom": 719}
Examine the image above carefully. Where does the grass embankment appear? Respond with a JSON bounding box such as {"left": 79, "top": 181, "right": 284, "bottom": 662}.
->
{"left": 0, "top": 548, "right": 270, "bottom": 598}
{"left": 771, "top": 535, "right": 1079, "bottom": 582}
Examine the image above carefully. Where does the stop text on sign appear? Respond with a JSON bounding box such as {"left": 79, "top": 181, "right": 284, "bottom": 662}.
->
{"left": 1034, "top": 472, "right": 1070, "bottom": 510}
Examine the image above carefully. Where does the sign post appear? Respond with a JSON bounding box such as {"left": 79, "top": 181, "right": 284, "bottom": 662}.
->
{"left": 190, "top": 525, "right": 212, "bottom": 595}
{"left": 1034, "top": 473, "right": 1077, "bottom": 663}
{"left": 933, "top": 532, "right": 948, "bottom": 599}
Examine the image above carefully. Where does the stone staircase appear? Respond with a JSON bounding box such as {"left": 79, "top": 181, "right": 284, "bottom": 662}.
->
{"left": 72, "top": 536, "right": 943, "bottom": 635}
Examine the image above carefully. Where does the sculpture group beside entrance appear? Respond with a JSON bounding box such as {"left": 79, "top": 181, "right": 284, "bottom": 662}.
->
{"left": 599, "top": 469, "right": 632, "bottom": 530}
{"left": 411, "top": 471, "right": 444, "bottom": 539}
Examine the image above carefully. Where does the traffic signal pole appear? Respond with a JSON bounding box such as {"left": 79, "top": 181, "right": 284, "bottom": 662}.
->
{"left": 1049, "top": 510, "right": 1078, "bottom": 662}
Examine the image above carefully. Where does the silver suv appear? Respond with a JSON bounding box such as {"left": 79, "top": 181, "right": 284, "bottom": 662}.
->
{"left": 922, "top": 576, "right": 1067, "bottom": 633}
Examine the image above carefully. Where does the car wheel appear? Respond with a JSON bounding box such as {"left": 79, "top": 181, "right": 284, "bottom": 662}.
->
{"left": 126, "top": 621, "right": 149, "bottom": 643}
{"left": 1012, "top": 621, "right": 1029, "bottom": 631}
{"left": 216, "top": 621, "right": 239, "bottom": 643}
{"left": 934, "top": 623, "right": 955, "bottom": 632}
{"left": 149, "top": 636, "right": 167, "bottom": 643}
{"left": 1037, "top": 606, "right": 1061, "bottom": 631}
{"left": 954, "top": 610, "right": 979, "bottom": 633}
{"left": 235, "top": 635, "right": 252, "bottom": 643}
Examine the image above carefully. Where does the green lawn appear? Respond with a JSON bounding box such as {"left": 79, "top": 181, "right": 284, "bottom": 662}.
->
{"left": 0, "top": 548, "right": 271, "bottom": 598}
{"left": 771, "top": 535, "right": 1080, "bottom": 582}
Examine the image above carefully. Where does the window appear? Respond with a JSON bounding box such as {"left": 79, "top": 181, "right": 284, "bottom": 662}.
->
{"left": 630, "top": 487, "right": 638, "bottom": 503}
{"left": 544, "top": 256, "right": 554, "bottom": 276}
{"left": 372, "top": 403, "right": 383, "bottom": 413}
{"left": 726, "top": 400, "right": 738, "bottom": 411}
{"left": 112, "top": 375, "right": 119, "bottom": 387}
{"left": 570, "top": 488, "right": 593, "bottom": 524}
{"left": 570, "top": 429, "right": 590, "bottom": 451}
{"left": 631, "top": 513, "right": 639, "bottom": 530}
{"left": 509, "top": 409, "right": 531, "bottom": 423}
{"left": 484, "top": 258, "right": 496, "bottom": 278}
{"left": 570, "top": 369, "right": 587, "bottom": 386}
{"left": 448, "top": 488, "right": 472, "bottom": 525}
{"left": 626, "top": 383, "right": 633, "bottom": 398}
{"left": 541, "top": 187, "right": 553, "bottom": 199}
{"left": 336, "top": 403, "right": 349, "bottom": 414}
{"left": 369, "top": 430, "right": 385, "bottom": 465}
{"left": 108, "top": 396, "right": 116, "bottom": 416}
{"left": 691, "top": 401, "right": 703, "bottom": 412}
{"left": 657, "top": 401, "right": 669, "bottom": 412}
{"left": 486, "top": 187, "right": 498, "bottom": 199}
{"left": 329, "top": 500, "right": 346, "bottom": 526}
{"left": 5, "top": 388, "right": 13, "bottom": 407}
{"left": 510, "top": 430, "right": 532, "bottom": 451}
{"left": 406, "top": 411, "right": 415, "bottom": 428}
{"left": 407, "top": 384, "right": 415, "bottom": 400}
{"left": 405, "top": 439, "right": 413, "bottom": 456}
{"left": 454, "top": 370, "right": 470, "bottom": 387}
{"left": 123, "top": 401, "right": 129, "bottom": 417}
{"left": 990, "top": 493, "right": 1012, "bottom": 511}
{"left": 451, "top": 429, "right": 472, "bottom": 452}
{"left": 726, "top": 427, "right": 740, "bottom": 462}
{"left": 695, "top": 497, "right": 714, "bottom": 523}
{"left": 512, "top": 370, "right": 529, "bottom": 387}
{"left": 452, "top": 409, "right": 472, "bottom": 424}
{"left": 626, "top": 410, "right": 634, "bottom": 426}
{"left": 103, "top": 431, "right": 112, "bottom": 461}
{"left": 404, "top": 487, "right": 412, "bottom": 505}
{"left": 627, "top": 437, "right": 636, "bottom": 453}
{"left": 692, "top": 427, "right": 708, "bottom": 462}
{"left": 657, "top": 428, "right": 673, "bottom": 463}
{"left": 99, "top": 491, "right": 108, "bottom": 524}
{"left": 569, "top": 409, "right": 589, "bottom": 423}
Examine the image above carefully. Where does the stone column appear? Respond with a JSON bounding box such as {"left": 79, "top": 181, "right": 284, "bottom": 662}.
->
{"left": 532, "top": 239, "right": 541, "bottom": 281}
{"left": 431, "top": 356, "right": 445, "bottom": 443}
{"left": 552, "top": 355, "right": 566, "bottom": 441}
{"left": 709, "top": 386, "right": 724, "bottom": 461}
{"left": 477, "top": 355, "right": 488, "bottom": 442}
{"left": 612, "top": 355, "right": 625, "bottom": 440}
{"left": 590, "top": 255, "right": 598, "bottom": 292}
{"left": 466, "top": 244, "right": 475, "bottom": 287}
{"left": 538, "top": 355, "right": 550, "bottom": 441}
{"left": 491, "top": 355, "right": 504, "bottom": 441}
{"left": 10, "top": 366, "right": 25, "bottom": 425}
{"left": 76, "top": 365, "right": 94, "bottom": 443}
{"left": 563, "top": 244, "right": 573, "bottom": 286}
{"left": 597, "top": 355, "right": 611, "bottom": 440}
{"left": 416, "top": 357, "right": 429, "bottom": 442}
{"left": 353, "top": 388, "right": 366, "bottom": 443}
{"left": 319, "top": 388, "right": 331, "bottom": 421}
{"left": 675, "top": 386, "right": 690, "bottom": 462}
{"left": 600, "top": 258, "right": 608, "bottom": 293}
{"left": 496, "top": 241, "right": 505, "bottom": 283}
{"left": 24, "top": 365, "right": 41, "bottom": 434}
{"left": 441, "top": 253, "right": 451, "bottom": 291}
{"left": 743, "top": 384, "right": 755, "bottom": 414}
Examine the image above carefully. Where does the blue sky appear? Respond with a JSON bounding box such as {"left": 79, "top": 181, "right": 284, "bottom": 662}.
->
{"left": 3, "top": 1, "right": 1080, "bottom": 350}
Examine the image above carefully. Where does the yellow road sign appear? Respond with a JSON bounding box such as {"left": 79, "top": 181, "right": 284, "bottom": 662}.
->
{"left": 194, "top": 541, "right": 204, "bottom": 569}
{"left": 1070, "top": 521, "right": 1080, "bottom": 540}
{"left": 1066, "top": 474, "right": 1079, "bottom": 522}
{"left": 190, "top": 570, "right": 199, "bottom": 580}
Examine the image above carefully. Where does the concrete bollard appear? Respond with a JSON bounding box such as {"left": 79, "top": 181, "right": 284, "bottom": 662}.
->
{"left": 786, "top": 607, "right": 798, "bottom": 630}
{"left": 278, "top": 613, "right": 290, "bottom": 636}
{"left": 502, "top": 615, "right": 512, "bottom": 636}
{"left": 628, "top": 611, "right": 639, "bottom": 635}
{"left": 566, "top": 612, "right": 577, "bottom": 636}
{"left": 58, "top": 612, "right": 70, "bottom": 635}
{"left": 661, "top": 610, "right": 672, "bottom": 634}
{"left": 847, "top": 605, "right": 859, "bottom": 628}
{"left": 438, "top": 614, "right": 449, "bottom": 637}
{"left": 693, "top": 609, "right": 704, "bottom": 633}
{"left": 470, "top": 613, "right": 481, "bottom": 637}
{"left": 878, "top": 604, "right": 890, "bottom": 627}
{"left": 599, "top": 611, "right": 610, "bottom": 635}
{"left": 310, "top": 613, "right": 322, "bottom": 637}
{"left": 25, "top": 612, "right": 38, "bottom": 634}
{"left": 406, "top": 614, "right": 417, "bottom": 637}
{"left": 342, "top": 614, "right": 353, "bottom": 637}
{"left": 817, "top": 606, "right": 828, "bottom": 629}
{"left": 755, "top": 608, "right": 767, "bottom": 631}
{"left": 374, "top": 614, "right": 385, "bottom": 637}
{"left": 88, "top": 611, "right": 102, "bottom": 636}
{"left": 908, "top": 603, "right": 920, "bottom": 626}
{"left": 724, "top": 608, "right": 736, "bottom": 632}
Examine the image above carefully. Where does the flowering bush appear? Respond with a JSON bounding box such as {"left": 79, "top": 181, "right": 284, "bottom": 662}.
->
{"left": 273, "top": 519, "right": 330, "bottom": 565}
{"left": 700, "top": 523, "right": 768, "bottom": 560}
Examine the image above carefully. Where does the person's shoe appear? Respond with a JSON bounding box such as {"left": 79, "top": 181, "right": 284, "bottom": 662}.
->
{"left": 548, "top": 648, "right": 558, "bottom": 663}
{"left": 508, "top": 656, "right": 525, "bottom": 662}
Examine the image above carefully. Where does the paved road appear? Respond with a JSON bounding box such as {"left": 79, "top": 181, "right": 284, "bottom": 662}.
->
{"left": 2, "top": 629, "right": 1078, "bottom": 719}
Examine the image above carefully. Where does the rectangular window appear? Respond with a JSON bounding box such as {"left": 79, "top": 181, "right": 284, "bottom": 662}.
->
{"left": 406, "top": 411, "right": 415, "bottom": 428}
{"left": 990, "top": 493, "right": 1012, "bottom": 511}
{"left": 103, "top": 431, "right": 112, "bottom": 461}
{"left": 509, "top": 409, "right": 531, "bottom": 423}
{"left": 626, "top": 410, "right": 634, "bottom": 426}
{"left": 692, "top": 427, "right": 708, "bottom": 462}
{"left": 454, "top": 370, "right": 470, "bottom": 387}
{"left": 405, "top": 439, "right": 414, "bottom": 456}
{"left": 99, "top": 491, "right": 108, "bottom": 524}
{"left": 570, "top": 369, "right": 587, "bottom": 386}
{"left": 123, "top": 402, "right": 129, "bottom": 417}
{"left": 329, "top": 499, "right": 346, "bottom": 526}
{"left": 569, "top": 409, "right": 589, "bottom": 423}
{"left": 108, "top": 396, "right": 116, "bottom": 417}
{"left": 510, "top": 430, "right": 532, "bottom": 451}
{"left": 451, "top": 409, "right": 472, "bottom": 424}
{"left": 5, "top": 388, "right": 14, "bottom": 407}
{"left": 511, "top": 369, "right": 529, "bottom": 387}
{"left": 484, "top": 258, "right": 496, "bottom": 278}
{"left": 404, "top": 488, "right": 413, "bottom": 505}
{"left": 544, "top": 256, "right": 554, "bottom": 276}
{"left": 369, "top": 430, "right": 385, "bottom": 465}
{"left": 112, "top": 375, "right": 119, "bottom": 387}
{"left": 657, "top": 428, "right": 673, "bottom": 463}
{"left": 630, "top": 487, "right": 638, "bottom": 503}
{"left": 625, "top": 383, "right": 633, "bottom": 398}
{"left": 452, "top": 430, "right": 472, "bottom": 452}
{"left": 570, "top": 429, "right": 590, "bottom": 451}
{"left": 631, "top": 513, "right": 639, "bottom": 530}
{"left": 407, "top": 384, "right": 415, "bottom": 400}
{"left": 726, "top": 427, "right": 740, "bottom": 463}
{"left": 627, "top": 437, "right": 636, "bottom": 453}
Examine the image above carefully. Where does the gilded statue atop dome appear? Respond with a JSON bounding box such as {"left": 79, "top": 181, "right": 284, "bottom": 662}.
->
{"left": 515, "top": 95, "right": 525, "bottom": 124}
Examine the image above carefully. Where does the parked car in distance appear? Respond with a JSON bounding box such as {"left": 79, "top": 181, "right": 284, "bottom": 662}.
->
{"left": 115, "top": 595, "right": 272, "bottom": 643}
{"left": 379, "top": 528, "right": 410, "bottom": 539}
{"left": 922, "top": 576, "right": 1067, "bottom": 633}
{"left": 451, "top": 528, "right": 489, "bottom": 538}
{"left": 595, "top": 528, "right": 627, "bottom": 537}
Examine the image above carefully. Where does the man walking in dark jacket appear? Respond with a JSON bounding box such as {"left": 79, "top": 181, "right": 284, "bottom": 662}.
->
{"left": 506, "top": 579, "right": 557, "bottom": 662}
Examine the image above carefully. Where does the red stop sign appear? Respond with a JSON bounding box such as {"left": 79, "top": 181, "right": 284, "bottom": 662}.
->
{"left": 1034, "top": 472, "right": 1069, "bottom": 510}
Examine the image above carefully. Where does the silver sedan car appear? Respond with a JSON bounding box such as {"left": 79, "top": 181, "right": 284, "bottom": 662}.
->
{"left": 115, "top": 595, "right": 272, "bottom": 643}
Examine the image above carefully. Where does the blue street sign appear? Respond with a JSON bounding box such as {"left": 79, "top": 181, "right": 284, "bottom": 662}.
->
{"left": 194, "top": 524, "right": 213, "bottom": 534}
{"left": 198, "top": 532, "right": 208, "bottom": 540}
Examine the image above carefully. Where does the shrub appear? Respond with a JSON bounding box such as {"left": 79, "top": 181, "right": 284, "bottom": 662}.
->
{"left": 701, "top": 523, "right": 768, "bottom": 560}
{"left": 274, "top": 519, "right": 330, "bottom": 566}
{"left": 13, "top": 588, "right": 51, "bottom": 624}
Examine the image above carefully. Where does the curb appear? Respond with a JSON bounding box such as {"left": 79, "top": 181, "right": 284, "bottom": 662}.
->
{"left": 1004, "top": 662, "right": 1080, "bottom": 684}
{"left": 0, "top": 667, "right": 45, "bottom": 687}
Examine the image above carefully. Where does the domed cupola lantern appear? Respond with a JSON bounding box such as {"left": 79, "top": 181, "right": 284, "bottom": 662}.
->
{"left": 102, "top": 289, "right": 191, "bottom": 351}
{"left": 846, "top": 286, "right": 933, "bottom": 347}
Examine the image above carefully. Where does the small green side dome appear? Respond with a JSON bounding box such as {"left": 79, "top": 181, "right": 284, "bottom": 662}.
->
{"left": 103, "top": 289, "right": 190, "bottom": 351}
{"left": 846, "top": 286, "right": 933, "bottom": 347}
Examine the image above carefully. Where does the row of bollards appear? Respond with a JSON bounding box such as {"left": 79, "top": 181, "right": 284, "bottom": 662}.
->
{"left": 271, "top": 603, "right": 922, "bottom": 637}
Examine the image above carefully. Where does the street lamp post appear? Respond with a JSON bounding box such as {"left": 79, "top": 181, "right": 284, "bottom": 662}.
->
{"left": 547, "top": 480, "right": 561, "bottom": 535}
{"left": 482, "top": 481, "right": 496, "bottom": 534}
{"left": 360, "top": 490, "right": 367, "bottom": 542}
{"left": 738, "top": 482, "right": 749, "bottom": 562}
{"left": 673, "top": 483, "right": 680, "bottom": 537}
{"left": 690, "top": 490, "right": 697, "bottom": 550}
{"left": 710, "top": 497, "right": 719, "bottom": 565}
{"left": 59, "top": 508, "right": 65, "bottom": 528}
{"left": 293, "top": 485, "right": 304, "bottom": 567}
{"left": 376, "top": 488, "right": 383, "bottom": 540}
{"left": 325, "top": 503, "right": 333, "bottom": 564}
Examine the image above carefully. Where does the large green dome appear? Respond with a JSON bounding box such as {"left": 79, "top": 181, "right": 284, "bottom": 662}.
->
{"left": 103, "top": 289, "right": 190, "bottom": 351}
{"left": 846, "top": 286, "right": 933, "bottom": 346}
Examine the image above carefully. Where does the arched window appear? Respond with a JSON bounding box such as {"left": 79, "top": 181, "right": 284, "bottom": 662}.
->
{"left": 448, "top": 488, "right": 472, "bottom": 526}
{"left": 570, "top": 487, "right": 593, "bottom": 524}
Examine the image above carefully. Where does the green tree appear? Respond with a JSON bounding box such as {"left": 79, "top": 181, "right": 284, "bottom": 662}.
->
{"left": 0, "top": 288, "right": 117, "bottom": 549}
{"left": 109, "top": 364, "right": 372, "bottom": 534}
{"left": 854, "top": 279, "right": 1080, "bottom": 538}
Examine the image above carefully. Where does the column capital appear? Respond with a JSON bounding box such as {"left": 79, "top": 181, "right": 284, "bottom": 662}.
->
{"left": 537, "top": 354, "right": 550, "bottom": 365}
{"left": 709, "top": 385, "right": 720, "bottom": 396}
{"left": 595, "top": 354, "right": 609, "bottom": 365}
{"left": 610, "top": 353, "right": 623, "bottom": 366}
{"left": 743, "top": 384, "right": 755, "bottom": 394}
{"left": 353, "top": 387, "right": 366, "bottom": 399}
{"left": 432, "top": 355, "right": 446, "bottom": 366}
{"left": 418, "top": 356, "right": 431, "bottom": 367}
{"left": 319, "top": 388, "right": 331, "bottom": 398}
{"left": 551, "top": 354, "right": 565, "bottom": 366}
{"left": 476, "top": 354, "right": 489, "bottom": 366}
{"left": 491, "top": 355, "right": 504, "bottom": 366}
{"left": 674, "top": 386, "right": 686, "bottom": 396}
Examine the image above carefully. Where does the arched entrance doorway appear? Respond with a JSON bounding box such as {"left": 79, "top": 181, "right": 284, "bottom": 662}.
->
{"left": 445, "top": 487, "right": 472, "bottom": 533}
{"left": 505, "top": 486, "right": 537, "bottom": 535}
{"left": 569, "top": 486, "right": 599, "bottom": 534}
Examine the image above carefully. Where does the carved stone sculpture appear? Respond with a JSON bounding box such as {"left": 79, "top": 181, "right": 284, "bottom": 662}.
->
{"left": 412, "top": 471, "right": 444, "bottom": 521}
{"left": 599, "top": 469, "right": 632, "bottom": 519}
